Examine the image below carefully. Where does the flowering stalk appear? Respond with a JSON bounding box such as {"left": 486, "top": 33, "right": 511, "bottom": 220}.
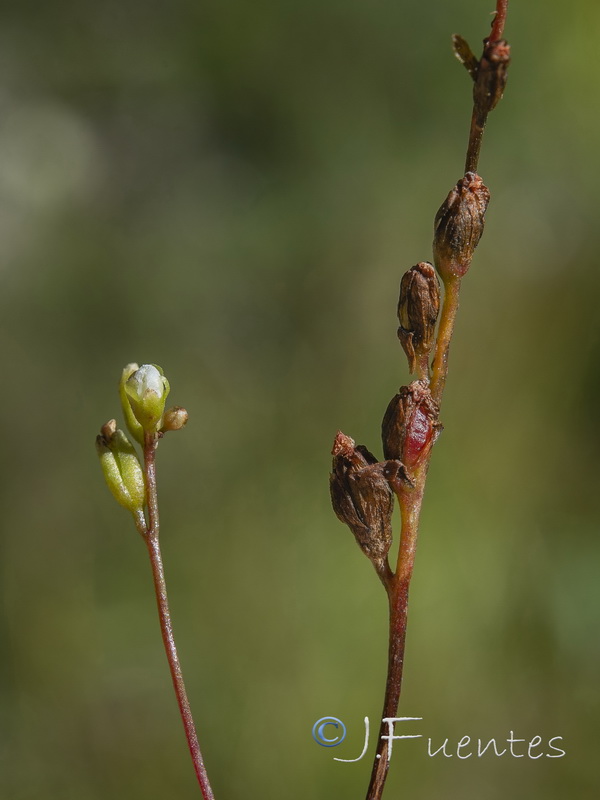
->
{"left": 328, "top": 4, "right": 511, "bottom": 800}
{"left": 96, "top": 364, "right": 215, "bottom": 799}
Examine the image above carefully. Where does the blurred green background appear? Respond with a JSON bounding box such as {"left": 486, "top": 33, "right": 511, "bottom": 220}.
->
{"left": 1, "top": 0, "right": 599, "bottom": 798}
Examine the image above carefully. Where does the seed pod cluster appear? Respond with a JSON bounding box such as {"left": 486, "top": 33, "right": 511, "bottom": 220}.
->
{"left": 433, "top": 171, "right": 490, "bottom": 280}
{"left": 330, "top": 432, "right": 394, "bottom": 568}
{"left": 381, "top": 382, "right": 440, "bottom": 469}
{"left": 397, "top": 262, "right": 440, "bottom": 373}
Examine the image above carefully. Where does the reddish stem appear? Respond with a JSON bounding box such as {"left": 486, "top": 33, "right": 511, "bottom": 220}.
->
{"left": 430, "top": 277, "right": 461, "bottom": 405}
{"left": 490, "top": 0, "right": 508, "bottom": 42}
{"left": 365, "top": 477, "right": 425, "bottom": 800}
{"left": 366, "top": 580, "right": 410, "bottom": 799}
{"left": 143, "top": 435, "right": 216, "bottom": 800}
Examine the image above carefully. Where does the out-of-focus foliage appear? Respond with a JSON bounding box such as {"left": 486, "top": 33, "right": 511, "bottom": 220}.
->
{"left": 0, "top": 1, "right": 598, "bottom": 798}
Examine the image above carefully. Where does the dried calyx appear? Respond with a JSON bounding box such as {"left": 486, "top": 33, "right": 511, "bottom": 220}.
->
{"left": 473, "top": 38, "right": 511, "bottom": 117}
{"left": 397, "top": 262, "right": 440, "bottom": 374}
{"left": 330, "top": 432, "right": 394, "bottom": 570}
{"left": 433, "top": 171, "right": 490, "bottom": 281}
{"left": 452, "top": 34, "right": 511, "bottom": 117}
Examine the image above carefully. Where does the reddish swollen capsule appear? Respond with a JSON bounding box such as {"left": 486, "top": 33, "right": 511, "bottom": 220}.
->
{"left": 381, "top": 382, "right": 440, "bottom": 469}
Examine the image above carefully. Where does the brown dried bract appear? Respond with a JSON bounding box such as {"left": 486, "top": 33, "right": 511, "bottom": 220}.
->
{"left": 433, "top": 172, "right": 490, "bottom": 280}
{"left": 474, "top": 39, "right": 511, "bottom": 117}
{"left": 397, "top": 262, "right": 440, "bottom": 373}
{"left": 330, "top": 432, "right": 394, "bottom": 566}
{"left": 452, "top": 34, "right": 479, "bottom": 79}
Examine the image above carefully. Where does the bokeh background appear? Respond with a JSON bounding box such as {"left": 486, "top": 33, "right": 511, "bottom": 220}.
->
{"left": 1, "top": 1, "right": 599, "bottom": 798}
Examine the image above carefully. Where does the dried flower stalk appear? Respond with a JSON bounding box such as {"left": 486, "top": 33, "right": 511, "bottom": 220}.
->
{"left": 328, "top": 4, "right": 511, "bottom": 800}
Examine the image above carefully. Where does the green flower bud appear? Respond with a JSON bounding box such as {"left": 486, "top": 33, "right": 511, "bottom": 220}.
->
{"left": 123, "top": 364, "right": 170, "bottom": 435}
{"left": 96, "top": 426, "right": 146, "bottom": 513}
{"left": 119, "top": 363, "right": 144, "bottom": 444}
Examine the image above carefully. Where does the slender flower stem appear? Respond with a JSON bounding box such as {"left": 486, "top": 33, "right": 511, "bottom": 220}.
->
{"left": 465, "top": 111, "right": 486, "bottom": 174}
{"left": 415, "top": 352, "right": 431, "bottom": 384}
{"left": 490, "top": 0, "right": 508, "bottom": 43}
{"left": 465, "top": 0, "right": 509, "bottom": 173}
{"left": 430, "top": 278, "right": 462, "bottom": 405}
{"left": 142, "top": 434, "right": 216, "bottom": 800}
{"left": 366, "top": 473, "right": 425, "bottom": 800}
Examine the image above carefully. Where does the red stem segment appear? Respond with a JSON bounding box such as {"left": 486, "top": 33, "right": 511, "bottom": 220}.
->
{"left": 366, "top": 581, "right": 410, "bottom": 799}
{"left": 143, "top": 436, "right": 216, "bottom": 800}
{"left": 366, "top": 478, "right": 425, "bottom": 800}
{"left": 490, "top": 0, "right": 508, "bottom": 42}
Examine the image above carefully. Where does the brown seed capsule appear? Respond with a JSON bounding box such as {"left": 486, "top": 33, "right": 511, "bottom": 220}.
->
{"left": 474, "top": 39, "right": 510, "bottom": 117}
{"left": 100, "top": 418, "right": 118, "bottom": 442}
{"left": 397, "top": 262, "right": 440, "bottom": 374}
{"left": 433, "top": 172, "right": 490, "bottom": 280}
{"left": 330, "top": 432, "right": 393, "bottom": 567}
{"left": 381, "top": 382, "right": 440, "bottom": 468}
{"left": 161, "top": 406, "right": 189, "bottom": 432}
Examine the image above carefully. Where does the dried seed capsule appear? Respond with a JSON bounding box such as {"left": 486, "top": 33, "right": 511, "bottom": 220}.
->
{"left": 397, "top": 262, "right": 440, "bottom": 373}
{"left": 381, "top": 382, "right": 439, "bottom": 468}
{"left": 433, "top": 172, "right": 490, "bottom": 280}
{"left": 474, "top": 39, "right": 510, "bottom": 117}
{"left": 161, "top": 406, "right": 189, "bottom": 432}
{"left": 330, "top": 432, "right": 393, "bottom": 567}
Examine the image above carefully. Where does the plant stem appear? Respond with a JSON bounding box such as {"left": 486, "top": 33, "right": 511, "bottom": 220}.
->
{"left": 430, "top": 277, "right": 462, "bottom": 405}
{"left": 366, "top": 475, "right": 425, "bottom": 800}
{"left": 465, "top": 0, "right": 509, "bottom": 173}
{"left": 490, "top": 0, "right": 508, "bottom": 43}
{"left": 415, "top": 352, "right": 431, "bottom": 383}
{"left": 143, "top": 434, "right": 216, "bottom": 800}
{"left": 465, "top": 109, "right": 486, "bottom": 174}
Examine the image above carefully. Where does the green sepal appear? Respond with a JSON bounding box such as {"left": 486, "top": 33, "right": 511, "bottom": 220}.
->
{"left": 96, "top": 429, "right": 146, "bottom": 513}
{"left": 120, "top": 363, "right": 144, "bottom": 444}
{"left": 124, "top": 364, "right": 170, "bottom": 434}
